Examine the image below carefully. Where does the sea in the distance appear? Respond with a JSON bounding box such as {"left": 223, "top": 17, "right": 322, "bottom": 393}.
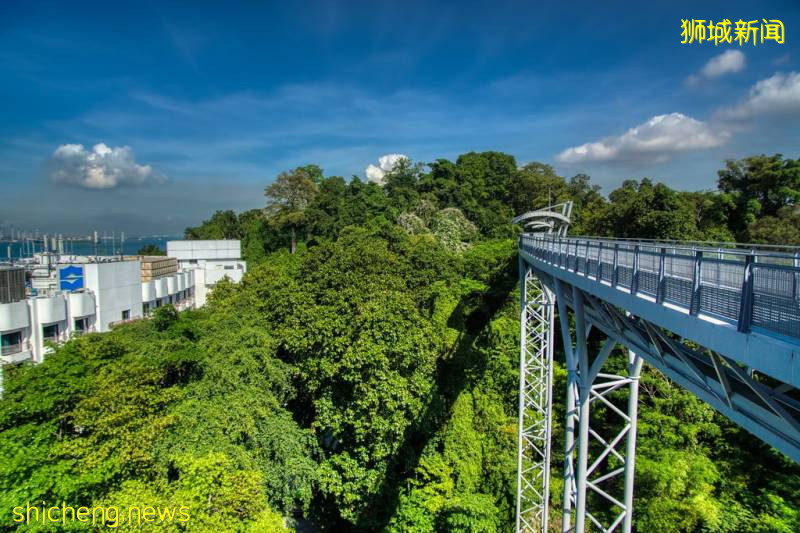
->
{"left": 0, "top": 236, "right": 180, "bottom": 260}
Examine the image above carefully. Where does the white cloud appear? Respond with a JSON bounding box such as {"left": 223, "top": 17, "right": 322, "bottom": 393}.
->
{"left": 49, "top": 143, "right": 163, "bottom": 189}
{"left": 365, "top": 153, "right": 408, "bottom": 185}
{"left": 688, "top": 50, "right": 745, "bottom": 85}
{"left": 772, "top": 53, "right": 791, "bottom": 67}
{"left": 720, "top": 71, "right": 800, "bottom": 118}
{"left": 556, "top": 113, "right": 729, "bottom": 164}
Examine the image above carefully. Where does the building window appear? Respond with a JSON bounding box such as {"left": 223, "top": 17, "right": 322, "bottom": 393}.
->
{"left": 43, "top": 323, "right": 59, "bottom": 342}
{"left": 122, "top": 309, "right": 130, "bottom": 321}
{"left": 143, "top": 303, "right": 150, "bottom": 316}
{"left": 1, "top": 330, "right": 22, "bottom": 355}
{"left": 74, "top": 317, "right": 89, "bottom": 334}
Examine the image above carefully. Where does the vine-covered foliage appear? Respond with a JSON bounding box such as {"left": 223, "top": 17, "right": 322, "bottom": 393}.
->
{"left": 2, "top": 151, "right": 799, "bottom": 532}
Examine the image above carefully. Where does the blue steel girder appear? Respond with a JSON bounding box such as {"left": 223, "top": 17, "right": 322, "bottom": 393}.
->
{"left": 520, "top": 244, "right": 800, "bottom": 463}
{"left": 520, "top": 238, "right": 800, "bottom": 388}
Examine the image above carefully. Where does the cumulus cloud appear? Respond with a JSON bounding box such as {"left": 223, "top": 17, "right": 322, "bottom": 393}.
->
{"left": 556, "top": 113, "right": 729, "bottom": 164}
{"left": 365, "top": 153, "right": 408, "bottom": 185}
{"left": 719, "top": 71, "right": 800, "bottom": 118}
{"left": 772, "top": 53, "right": 791, "bottom": 67}
{"left": 49, "top": 143, "right": 163, "bottom": 189}
{"left": 687, "top": 50, "right": 745, "bottom": 85}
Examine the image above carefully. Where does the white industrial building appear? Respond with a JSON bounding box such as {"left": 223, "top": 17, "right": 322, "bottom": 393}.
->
{"left": 0, "top": 240, "right": 245, "bottom": 386}
{"left": 167, "top": 240, "right": 246, "bottom": 307}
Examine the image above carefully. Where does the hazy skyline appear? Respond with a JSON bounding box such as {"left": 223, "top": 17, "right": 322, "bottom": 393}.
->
{"left": 2, "top": 1, "right": 799, "bottom": 235}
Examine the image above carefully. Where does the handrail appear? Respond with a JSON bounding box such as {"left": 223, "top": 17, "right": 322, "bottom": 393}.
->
{"left": 520, "top": 234, "right": 800, "bottom": 341}
{"left": 564, "top": 234, "right": 800, "bottom": 255}
{"left": 531, "top": 235, "right": 800, "bottom": 261}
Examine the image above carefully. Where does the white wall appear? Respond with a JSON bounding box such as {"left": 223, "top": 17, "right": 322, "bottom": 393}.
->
{"left": 192, "top": 268, "right": 207, "bottom": 307}
{"left": 167, "top": 240, "right": 241, "bottom": 261}
{"left": 0, "top": 300, "right": 33, "bottom": 363}
{"left": 31, "top": 295, "right": 68, "bottom": 362}
{"left": 2, "top": 257, "right": 207, "bottom": 370}
{"left": 167, "top": 241, "right": 245, "bottom": 307}
{"left": 83, "top": 261, "right": 143, "bottom": 332}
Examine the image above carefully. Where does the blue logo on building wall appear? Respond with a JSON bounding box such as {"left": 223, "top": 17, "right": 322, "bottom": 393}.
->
{"left": 59, "top": 265, "right": 84, "bottom": 291}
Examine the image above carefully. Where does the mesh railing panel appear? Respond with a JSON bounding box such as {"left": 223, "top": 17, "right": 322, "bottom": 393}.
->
{"left": 700, "top": 285, "right": 741, "bottom": 321}
{"left": 663, "top": 277, "right": 692, "bottom": 308}
{"left": 698, "top": 259, "right": 745, "bottom": 320}
{"left": 752, "top": 264, "right": 799, "bottom": 337}
{"left": 637, "top": 249, "right": 660, "bottom": 297}
{"left": 617, "top": 266, "right": 633, "bottom": 289}
{"left": 617, "top": 247, "right": 635, "bottom": 289}
{"left": 519, "top": 236, "right": 800, "bottom": 339}
{"left": 638, "top": 271, "right": 658, "bottom": 297}
{"left": 599, "top": 247, "right": 615, "bottom": 283}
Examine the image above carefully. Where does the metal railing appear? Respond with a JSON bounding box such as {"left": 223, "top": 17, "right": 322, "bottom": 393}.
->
{"left": 520, "top": 235, "right": 800, "bottom": 340}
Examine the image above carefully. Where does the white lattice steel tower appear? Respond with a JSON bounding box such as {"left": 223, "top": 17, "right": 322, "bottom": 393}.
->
{"left": 515, "top": 202, "right": 572, "bottom": 532}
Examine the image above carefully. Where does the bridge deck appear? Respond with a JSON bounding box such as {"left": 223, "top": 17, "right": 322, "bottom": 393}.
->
{"left": 522, "top": 235, "right": 800, "bottom": 337}
{"left": 520, "top": 233, "right": 800, "bottom": 461}
{"left": 520, "top": 234, "right": 800, "bottom": 387}
{"left": 516, "top": 230, "right": 800, "bottom": 529}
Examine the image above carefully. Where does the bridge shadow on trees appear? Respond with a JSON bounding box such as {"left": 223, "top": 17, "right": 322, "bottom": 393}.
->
{"left": 353, "top": 254, "right": 519, "bottom": 531}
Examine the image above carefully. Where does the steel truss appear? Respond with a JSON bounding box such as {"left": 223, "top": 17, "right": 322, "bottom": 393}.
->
{"left": 528, "top": 268, "right": 800, "bottom": 531}
{"left": 539, "top": 270, "right": 800, "bottom": 464}
{"left": 516, "top": 203, "right": 572, "bottom": 533}
{"left": 517, "top": 229, "right": 800, "bottom": 532}
{"left": 555, "top": 280, "right": 642, "bottom": 533}
{"left": 516, "top": 261, "right": 555, "bottom": 532}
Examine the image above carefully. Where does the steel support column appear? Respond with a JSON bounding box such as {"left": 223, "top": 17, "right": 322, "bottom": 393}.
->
{"left": 557, "top": 286, "right": 642, "bottom": 533}
{"left": 556, "top": 280, "right": 578, "bottom": 532}
{"left": 516, "top": 262, "right": 556, "bottom": 532}
{"left": 622, "top": 350, "right": 643, "bottom": 532}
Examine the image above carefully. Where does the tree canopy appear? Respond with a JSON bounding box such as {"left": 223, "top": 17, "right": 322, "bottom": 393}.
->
{"left": 265, "top": 167, "right": 320, "bottom": 253}
{"left": 3, "top": 151, "right": 799, "bottom": 532}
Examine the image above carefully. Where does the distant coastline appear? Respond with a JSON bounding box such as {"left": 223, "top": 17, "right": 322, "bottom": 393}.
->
{"left": 0, "top": 235, "right": 181, "bottom": 259}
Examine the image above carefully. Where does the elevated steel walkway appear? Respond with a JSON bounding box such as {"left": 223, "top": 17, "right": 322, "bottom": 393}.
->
{"left": 516, "top": 228, "right": 800, "bottom": 532}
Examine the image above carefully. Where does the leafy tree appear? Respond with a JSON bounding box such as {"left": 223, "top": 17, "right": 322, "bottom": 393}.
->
{"left": 430, "top": 208, "right": 478, "bottom": 252}
{"left": 152, "top": 304, "right": 178, "bottom": 331}
{"left": 419, "top": 152, "right": 516, "bottom": 236}
{"left": 237, "top": 209, "right": 270, "bottom": 263}
{"left": 184, "top": 208, "right": 285, "bottom": 262}
{"left": 567, "top": 173, "right": 605, "bottom": 236}
{"left": 383, "top": 158, "right": 423, "bottom": 214}
{"left": 4, "top": 150, "right": 800, "bottom": 533}
{"left": 682, "top": 190, "right": 736, "bottom": 242}
{"left": 100, "top": 452, "right": 291, "bottom": 532}
{"left": 137, "top": 244, "right": 166, "bottom": 256}
{"left": 717, "top": 154, "right": 800, "bottom": 240}
{"left": 589, "top": 179, "right": 699, "bottom": 240}
{"left": 265, "top": 168, "right": 319, "bottom": 253}
{"left": 510, "top": 162, "right": 570, "bottom": 216}
{"left": 306, "top": 176, "right": 348, "bottom": 240}
{"left": 748, "top": 206, "right": 800, "bottom": 245}
{"left": 185, "top": 210, "right": 241, "bottom": 240}
{"left": 298, "top": 164, "right": 325, "bottom": 185}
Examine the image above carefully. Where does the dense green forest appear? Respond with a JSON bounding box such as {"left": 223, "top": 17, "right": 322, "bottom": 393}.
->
{"left": 2, "top": 152, "right": 799, "bottom": 531}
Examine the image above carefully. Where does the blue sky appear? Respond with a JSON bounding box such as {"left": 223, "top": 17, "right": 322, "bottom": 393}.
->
{"left": 1, "top": 0, "right": 799, "bottom": 235}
